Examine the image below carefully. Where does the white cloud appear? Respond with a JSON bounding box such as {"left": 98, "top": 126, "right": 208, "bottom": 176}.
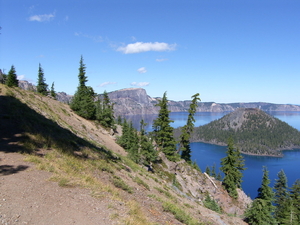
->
{"left": 29, "top": 13, "right": 55, "bottom": 22}
{"left": 98, "top": 81, "right": 117, "bottom": 87}
{"left": 130, "top": 82, "right": 150, "bottom": 87}
{"left": 137, "top": 67, "right": 147, "bottom": 74}
{"left": 17, "top": 75, "right": 25, "bottom": 80}
{"left": 117, "top": 42, "right": 176, "bottom": 54}
{"left": 156, "top": 58, "right": 168, "bottom": 62}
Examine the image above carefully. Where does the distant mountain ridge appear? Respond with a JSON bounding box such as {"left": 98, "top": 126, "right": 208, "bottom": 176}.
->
{"left": 190, "top": 108, "right": 300, "bottom": 156}
{"left": 18, "top": 81, "right": 300, "bottom": 115}
{"left": 106, "top": 88, "right": 300, "bottom": 115}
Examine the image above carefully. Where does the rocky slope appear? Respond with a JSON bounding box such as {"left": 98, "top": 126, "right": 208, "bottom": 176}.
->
{"left": 190, "top": 108, "right": 300, "bottom": 156}
{"left": 0, "top": 84, "right": 251, "bottom": 224}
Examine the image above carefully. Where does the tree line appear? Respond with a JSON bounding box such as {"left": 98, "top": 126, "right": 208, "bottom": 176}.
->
{"left": 1, "top": 64, "right": 56, "bottom": 99}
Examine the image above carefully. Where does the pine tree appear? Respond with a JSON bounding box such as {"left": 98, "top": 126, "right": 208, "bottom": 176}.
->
{"left": 139, "top": 119, "right": 157, "bottom": 165}
{"left": 152, "top": 92, "right": 178, "bottom": 161}
{"left": 246, "top": 166, "right": 277, "bottom": 224}
{"left": 180, "top": 93, "right": 200, "bottom": 162}
{"left": 290, "top": 179, "right": 300, "bottom": 224}
{"left": 95, "top": 91, "right": 115, "bottom": 129}
{"left": 70, "top": 56, "right": 96, "bottom": 120}
{"left": 220, "top": 138, "right": 246, "bottom": 198}
{"left": 6, "top": 65, "right": 18, "bottom": 87}
{"left": 36, "top": 64, "right": 48, "bottom": 95}
{"left": 50, "top": 82, "right": 56, "bottom": 99}
{"left": 245, "top": 198, "right": 273, "bottom": 225}
{"left": 205, "top": 166, "right": 211, "bottom": 176}
{"left": 274, "top": 170, "right": 290, "bottom": 224}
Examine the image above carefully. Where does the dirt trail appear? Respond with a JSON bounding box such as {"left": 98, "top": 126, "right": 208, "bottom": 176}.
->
{"left": 0, "top": 151, "right": 124, "bottom": 225}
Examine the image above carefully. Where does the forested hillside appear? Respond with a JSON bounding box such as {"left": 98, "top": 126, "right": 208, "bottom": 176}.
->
{"left": 191, "top": 108, "right": 300, "bottom": 156}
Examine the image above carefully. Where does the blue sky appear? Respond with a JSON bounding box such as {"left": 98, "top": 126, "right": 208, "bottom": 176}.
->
{"left": 1, "top": 0, "right": 299, "bottom": 104}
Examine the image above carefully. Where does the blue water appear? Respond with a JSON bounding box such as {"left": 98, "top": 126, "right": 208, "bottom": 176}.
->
{"left": 125, "top": 111, "right": 300, "bottom": 199}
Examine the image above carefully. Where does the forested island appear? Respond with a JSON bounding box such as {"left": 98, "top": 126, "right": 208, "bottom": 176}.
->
{"left": 189, "top": 108, "right": 300, "bottom": 156}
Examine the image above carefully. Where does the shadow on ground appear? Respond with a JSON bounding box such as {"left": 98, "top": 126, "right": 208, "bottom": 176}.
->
{"left": 0, "top": 95, "right": 117, "bottom": 160}
{"left": 0, "top": 164, "right": 29, "bottom": 176}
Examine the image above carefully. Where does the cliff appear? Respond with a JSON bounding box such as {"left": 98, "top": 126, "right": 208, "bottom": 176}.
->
{"left": 106, "top": 88, "right": 300, "bottom": 116}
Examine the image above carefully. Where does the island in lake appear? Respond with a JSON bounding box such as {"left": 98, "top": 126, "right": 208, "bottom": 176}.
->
{"left": 188, "top": 108, "right": 300, "bottom": 156}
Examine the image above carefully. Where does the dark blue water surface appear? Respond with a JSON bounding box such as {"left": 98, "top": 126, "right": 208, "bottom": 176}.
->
{"left": 125, "top": 111, "right": 300, "bottom": 199}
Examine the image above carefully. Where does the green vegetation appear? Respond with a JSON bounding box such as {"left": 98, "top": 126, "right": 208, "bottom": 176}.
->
{"left": 203, "top": 193, "right": 222, "bottom": 213}
{"left": 152, "top": 92, "right": 178, "bottom": 161}
{"left": 220, "top": 138, "right": 246, "bottom": 198}
{"left": 193, "top": 108, "right": 300, "bottom": 156}
{"left": 162, "top": 201, "right": 203, "bottom": 225}
{"left": 36, "top": 63, "right": 48, "bottom": 96}
{"left": 50, "top": 82, "right": 56, "bottom": 99}
{"left": 6, "top": 65, "right": 18, "bottom": 87}
{"left": 245, "top": 167, "right": 277, "bottom": 225}
{"left": 112, "top": 175, "right": 133, "bottom": 194}
{"left": 180, "top": 93, "right": 201, "bottom": 163}
{"left": 95, "top": 90, "right": 115, "bottom": 129}
{"left": 70, "top": 56, "right": 96, "bottom": 120}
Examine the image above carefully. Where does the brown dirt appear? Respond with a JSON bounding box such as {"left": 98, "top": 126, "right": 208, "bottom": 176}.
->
{"left": 0, "top": 151, "right": 128, "bottom": 225}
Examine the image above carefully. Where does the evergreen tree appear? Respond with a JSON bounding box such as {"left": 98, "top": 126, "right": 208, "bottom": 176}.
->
{"left": 36, "top": 63, "right": 48, "bottom": 95}
{"left": 95, "top": 91, "right": 115, "bottom": 129}
{"left": 50, "top": 82, "right": 56, "bottom": 99}
{"left": 211, "top": 163, "right": 217, "bottom": 178}
{"left": 70, "top": 56, "right": 96, "bottom": 120}
{"left": 180, "top": 93, "right": 200, "bottom": 162}
{"left": 290, "top": 179, "right": 300, "bottom": 224}
{"left": 205, "top": 166, "right": 211, "bottom": 176}
{"left": 152, "top": 92, "right": 178, "bottom": 161}
{"left": 274, "top": 170, "right": 290, "bottom": 224}
{"left": 246, "top": 167, "right": 277, "bottom": 224}
{"left": 220, "top": 138, "right": 246, "bottom": 198}
{"left": 6, "top": 65, "right": 18, "bottom": 87}
{"left": 139, "top": 119, "right": 157, "bottom": 165}
{"left": 245, "top": 198, "right": 273, "bottom": 225}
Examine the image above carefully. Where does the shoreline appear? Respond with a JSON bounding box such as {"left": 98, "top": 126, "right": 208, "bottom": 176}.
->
{"left": 191, "top": 139, "right": 300, "bottom": 158}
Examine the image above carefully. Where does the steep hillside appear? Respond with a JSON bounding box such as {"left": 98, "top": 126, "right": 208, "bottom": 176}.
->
{"left": 191, "top": 108, "right": 300, "bottom": 156}
{"left": 0, "top": 84, "right": 251, "bottom": 224}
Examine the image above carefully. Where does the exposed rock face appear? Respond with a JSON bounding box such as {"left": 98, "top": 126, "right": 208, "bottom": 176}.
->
{"left": 18, "top": 80, "right": 36, "bottom": 91}
{"left": 107, "top": 88, "right": 300, "bottom": 115}
{"left": 56, "top": 92, "right": 72, "bottom": 104}
{"left": 107, "top": 88, "right": 159, "bottom": 115}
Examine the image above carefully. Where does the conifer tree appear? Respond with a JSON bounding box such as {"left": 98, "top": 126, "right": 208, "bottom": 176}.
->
{"left": 180, "top": 93, "right": 200, "bottom": 162}
{"left": 70, "top": 56, "right": 96, "bottom": 120}
{"left": 6, "top": 65, "right": 18, "bottom": 87}
{"left": 220, "top": 138, "right": 246, "bottom": 198}
{"left": 95, "top": 91, "right": 115, "bottom": 129}
{"left": 246, "top": 167, "right": 277, "bottom": 225}
{"left": 50, "top": 82, "right": 56, "bottom": 99}
{"left": 274, "top": 170, "right": 290, "bottom": 224}
{"left": 152, "top": 92, "right": 178, "bottom": 161}
{"left": 139, "top": 119, "right": 157, "bottom": 165}
{"left": 290, "top": 179, "right": 300, "bottom": 224}
{"left": 36, "top": 64, "right": 48, "bottom": 96}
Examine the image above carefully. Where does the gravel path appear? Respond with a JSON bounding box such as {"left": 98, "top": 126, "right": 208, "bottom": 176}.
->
{"left": 0, "top": 151, "right": 123, "bottom": 225}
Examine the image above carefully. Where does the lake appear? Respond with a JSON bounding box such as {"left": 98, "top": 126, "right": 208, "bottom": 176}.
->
{"left": 125, "top": 111, "right": 300, "bottom": 199}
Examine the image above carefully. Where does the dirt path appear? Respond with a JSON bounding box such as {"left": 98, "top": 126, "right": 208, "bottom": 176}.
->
{"left": 0, "top": 151, "right": 124, "bottom": 225}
